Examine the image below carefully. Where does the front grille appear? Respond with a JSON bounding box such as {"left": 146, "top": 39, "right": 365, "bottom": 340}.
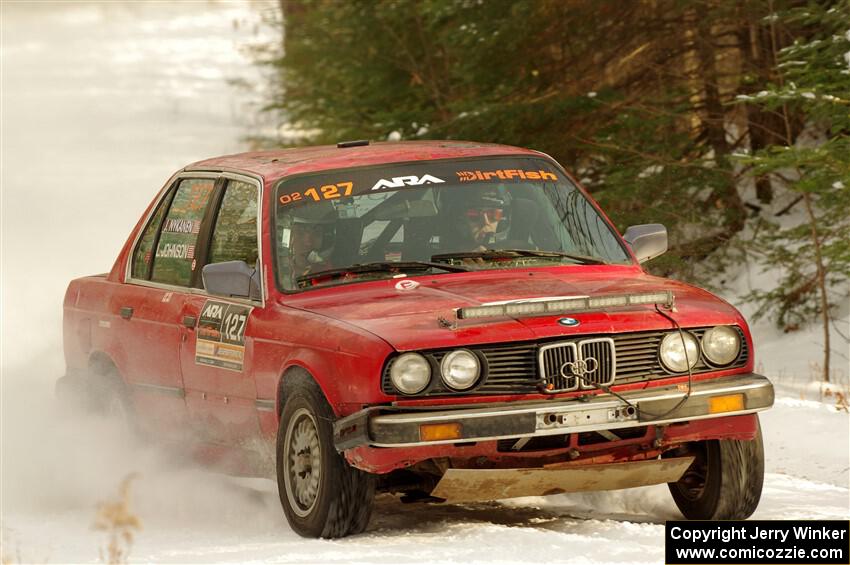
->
{"left": 539, "top": 338, "right": 615, "bottom": 392}
{"left": 580, "top": 339, "right": 616, "bottom": 387}
{"left": 539, "top": 342, "right": 578, "bottom": 390}
{"left": 382, "top": 326, "right": 749, "bottom": 396}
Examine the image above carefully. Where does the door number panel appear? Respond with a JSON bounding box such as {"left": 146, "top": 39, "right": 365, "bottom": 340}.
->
{"left": 195, "top": 300, "right": 253, "bottom": 371}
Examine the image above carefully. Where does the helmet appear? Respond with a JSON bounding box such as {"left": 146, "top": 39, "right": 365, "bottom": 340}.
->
{"left": 286, "top": 200, "right": 338, "bottom": 226}
{"left": 439, "top": 185, "right": 509, "bottom": 215}
{"left": 278, "top": 201, "right": 338, "bottom": 255}
{"left": 437, "top": 186, "right": 511, "bottom": 251}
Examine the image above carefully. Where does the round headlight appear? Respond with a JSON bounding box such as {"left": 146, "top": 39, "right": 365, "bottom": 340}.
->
{"left": 701, "top": 325, "right": 741, "bottom": 366}
{"left": 389, "top": 353, "right": 431, "bottom": 395}
{"left": 659, "top": 332, "right": 700, "bottom": 373}
{"left": 440, "top": 349, "right": 480, "bottom": 390}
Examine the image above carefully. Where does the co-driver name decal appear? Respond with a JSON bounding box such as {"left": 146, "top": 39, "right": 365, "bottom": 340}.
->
{"left": 195, "top": 300, "right": 252, "bottom": 371}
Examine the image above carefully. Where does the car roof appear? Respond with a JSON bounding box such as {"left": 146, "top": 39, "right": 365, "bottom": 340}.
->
{"left": 184, "top": 140, "right": 544, "bottom": 185}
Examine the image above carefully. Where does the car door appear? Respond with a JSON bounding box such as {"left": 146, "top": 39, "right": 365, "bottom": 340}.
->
{"left": 120, "top": 174, "right": 218, "bottom": 439}
{"left": 179, "top": 175, "right": 264, "bottom": 445}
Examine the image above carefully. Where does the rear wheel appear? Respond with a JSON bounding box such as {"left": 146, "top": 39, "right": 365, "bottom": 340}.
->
{"left": 668, "top": 417, "right": 764, "bottom": 520}
{"left": 87, "top": 361, "right": 136, "bottom": 437}
{"left": 276, "top": 374, "right": 375, "bottom": 538}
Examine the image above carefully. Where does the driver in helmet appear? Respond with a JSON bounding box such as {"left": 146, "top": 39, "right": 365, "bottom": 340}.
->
{"left": 280, "top": 202, "right": 336, "bottom": 287}
{"left": 440, "top": 187, "right": 508, "bottom": 253}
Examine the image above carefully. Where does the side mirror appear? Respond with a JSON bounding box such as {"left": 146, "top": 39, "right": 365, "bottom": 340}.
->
{"left": 623, "top": 224, "right": 667, "bottom": 263}
{"left": 202, "top": 260, "right": 261, "bottom": 300}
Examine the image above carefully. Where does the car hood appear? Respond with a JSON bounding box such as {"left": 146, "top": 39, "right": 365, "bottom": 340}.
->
{"left": 282, "top": 266, "right": 746, "bottom": 351}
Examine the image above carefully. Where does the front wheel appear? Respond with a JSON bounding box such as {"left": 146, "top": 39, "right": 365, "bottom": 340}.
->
{"left": 668, "top": 417, "right": 764, "bottom": 520}
{"left": 276, "top": 375, "right": 375, "bottom": 538}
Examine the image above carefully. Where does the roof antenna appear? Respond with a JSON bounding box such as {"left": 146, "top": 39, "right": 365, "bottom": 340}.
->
{"left": 337, "top": 140, "right": 370, "bottom": 148}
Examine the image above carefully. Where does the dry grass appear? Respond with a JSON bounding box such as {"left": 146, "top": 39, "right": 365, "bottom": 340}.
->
{"left": 827, "top": 389, "right": 849, "bottom": 412}
{"left": 835, "top": 392, "right": 850, "bottom": 412}
{"left": 92, "top": 474, "right": 142, "bottom": 564}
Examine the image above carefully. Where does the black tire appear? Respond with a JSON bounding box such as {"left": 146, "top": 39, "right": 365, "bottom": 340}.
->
{"left": 86, "top": 360, "right": 137, "bottom": 438}
{"left": 276, "top": 372, "right": 375, "bottom": 538}
{"left": 668, "top": 417, "right": 764, "bottom": 520}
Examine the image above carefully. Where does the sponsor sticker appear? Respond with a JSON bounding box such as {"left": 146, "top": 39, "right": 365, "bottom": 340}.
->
{"left": 195, "top": 300, "right": 252, "bottom": 371}
{"left": 275, "top": 158, "right": 563, "bottom": 213}
{"left": 371, "top": 174, "right": 445, "bottom": 191}
{"left": 455, "top": 169, "right": 558, "bottom": 182}
{"left": 162, "top": 218, "right": 201, "bottom": 234}
{"left": 395, "top": 279, "right": 420, "bottom": 291}
{"left": 155, "top": 243, "right": 195, "bottom": 259}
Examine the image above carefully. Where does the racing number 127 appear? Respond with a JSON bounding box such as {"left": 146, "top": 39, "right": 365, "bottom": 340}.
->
{"left": 303, "top": 182, "right": 353, "bottom": 201}
{"left": 279, "top": 182, "right": 353, "bottom": 205}
{"left": 223, "top": 312, "right": 247, "bottom": 342}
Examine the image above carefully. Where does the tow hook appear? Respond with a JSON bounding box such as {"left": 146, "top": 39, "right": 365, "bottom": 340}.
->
{"left": 612, "top": 405, "right": 637, "bottom": 420}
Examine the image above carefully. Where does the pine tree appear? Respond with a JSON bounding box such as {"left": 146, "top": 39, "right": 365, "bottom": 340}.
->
{"left": 736, "top": 0, "right": 850, "bottom": 381}
{"left": 258, "top": 0, "right": 847, "bottom": 337}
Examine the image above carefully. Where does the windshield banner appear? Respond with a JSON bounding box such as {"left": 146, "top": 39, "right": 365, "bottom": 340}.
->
{"left": 276, "top": 157, "right": 562, "bottom": 208}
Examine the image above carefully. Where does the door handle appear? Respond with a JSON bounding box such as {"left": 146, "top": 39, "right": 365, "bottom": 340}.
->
{"left": 182, "top": 315, "right": 197, "bottom": 328}
{"left": 120, "top": 306, "right": 134, "bottom": 320}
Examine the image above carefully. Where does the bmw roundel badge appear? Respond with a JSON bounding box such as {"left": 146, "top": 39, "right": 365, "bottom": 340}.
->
{"left": 558, "top": 317, "right": 580, "bottom": 327}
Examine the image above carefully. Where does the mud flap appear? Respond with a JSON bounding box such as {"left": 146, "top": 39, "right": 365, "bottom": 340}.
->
{"left": 430, "top": 456, "right": 695, "bottom": 503}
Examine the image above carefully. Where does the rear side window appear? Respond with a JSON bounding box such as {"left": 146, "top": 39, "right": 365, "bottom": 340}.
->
{"left": 150, "top": 178, "right": 215, "bottom": 287}
{"left": 131, "top": 191, "right": 173, "bottom": 280}
{"left": 208, "top": 180, "right": 259, "bottom": 267}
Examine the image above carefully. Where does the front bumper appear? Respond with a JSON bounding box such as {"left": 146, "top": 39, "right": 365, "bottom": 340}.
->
{"left": 334, "top": 373, "right": 773, "bottom": 450}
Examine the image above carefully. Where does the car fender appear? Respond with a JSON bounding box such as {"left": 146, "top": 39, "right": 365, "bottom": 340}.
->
{"left": 275, "top": 348, "right": 351, "bottom": 417}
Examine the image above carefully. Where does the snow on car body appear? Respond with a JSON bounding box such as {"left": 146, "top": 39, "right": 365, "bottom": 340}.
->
{"left": 60, "top": 140, "right": 774, "bottom": 538}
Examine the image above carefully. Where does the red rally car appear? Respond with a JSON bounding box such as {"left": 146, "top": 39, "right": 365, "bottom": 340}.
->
{"left": 60, "top": 140, "right": 774, "bottom": 538}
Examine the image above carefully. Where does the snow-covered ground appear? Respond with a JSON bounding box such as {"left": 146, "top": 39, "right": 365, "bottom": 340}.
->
{"left": 1, "top": 395, "right": 847, "bottom": 564}
{"left": 1, "top": 2, "right": 848, "bottom": 564}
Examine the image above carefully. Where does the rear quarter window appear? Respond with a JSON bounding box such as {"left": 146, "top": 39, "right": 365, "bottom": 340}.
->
{"left": 131, "top": 190, "right": 173, "bottom": 280}
{"left": 150, "top": 178, "right": 215, "bottom": 287}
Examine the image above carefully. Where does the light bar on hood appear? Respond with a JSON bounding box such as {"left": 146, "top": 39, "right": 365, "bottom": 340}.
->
{"left": 456, "top": 290, "right": 674, "bottom": 320}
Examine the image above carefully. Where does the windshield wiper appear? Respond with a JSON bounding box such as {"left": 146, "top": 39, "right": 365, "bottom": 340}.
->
{"left": 297, "top": 261, "right": 469, "bottom": 285}
{"left": 431, "top": 249, "right": 607, "bottom": 265}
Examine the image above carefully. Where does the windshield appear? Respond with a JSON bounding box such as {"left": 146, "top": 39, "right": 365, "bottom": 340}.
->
{"left": 273, "top": 156, "right": 631, "bottom": 291}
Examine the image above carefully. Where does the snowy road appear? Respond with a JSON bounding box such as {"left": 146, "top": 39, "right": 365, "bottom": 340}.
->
{"left": 7, "top": 473, "right": 847, "bottom": 565}
{"left": 2, "top": 2, "right": 848, "bottom": 564}
{"left": 2, "top": 388, "right": 846, "bottom": 564}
